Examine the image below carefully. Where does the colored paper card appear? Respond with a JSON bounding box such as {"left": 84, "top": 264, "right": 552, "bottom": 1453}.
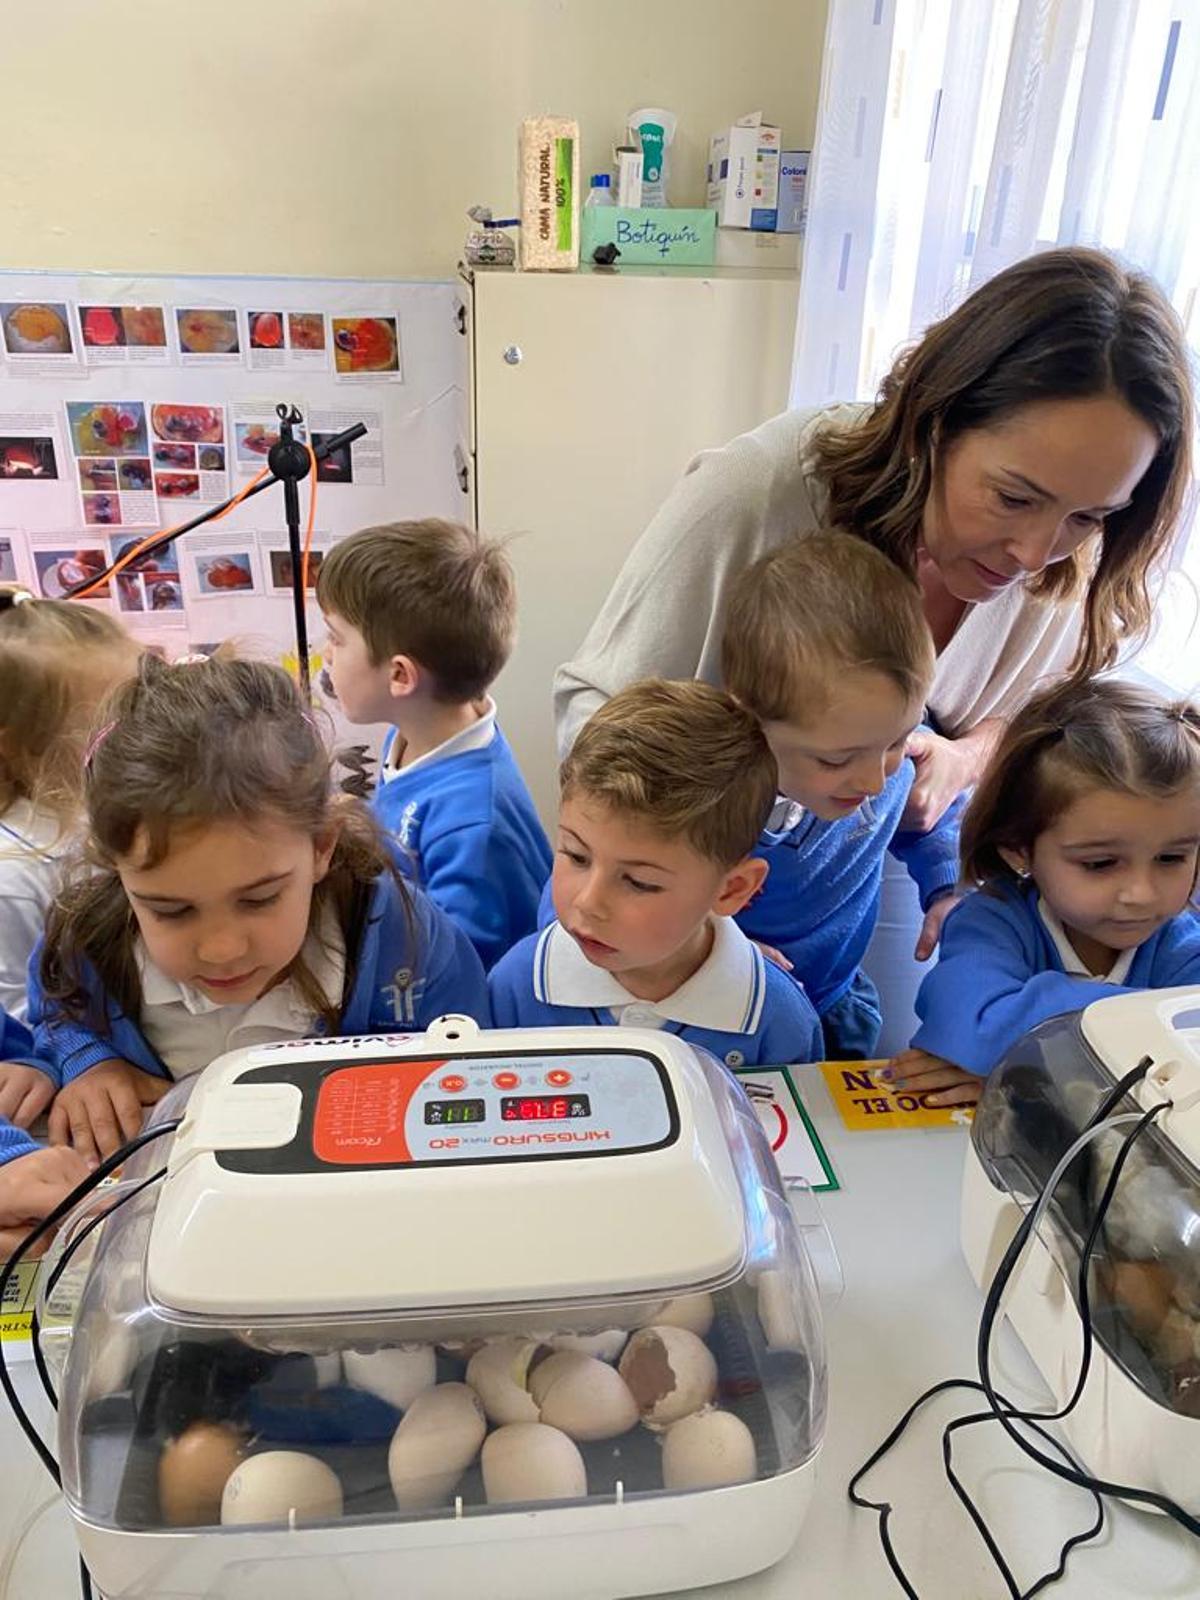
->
{"left": 819, "top": 1061, "right": 975, "bottom": 1132}
{"left": 0, "top": 1258, "right": 40, "bottom": 1354}
{"left": 734, "top": 1066, "right": 838, "bottom": 1190}
{"left": 581, "top": 206, "right": 717, "bottom": 266}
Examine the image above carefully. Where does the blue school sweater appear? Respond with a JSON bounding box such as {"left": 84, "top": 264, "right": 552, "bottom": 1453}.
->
{"left": 735, "top": 755, "right": 964, "bottom": 1014}
{"left": 26, "top": 876, "right": 491, "bottom": 1088}
{"left": 489, "top": 918, "right": 824, "bottom": 1069}
{"left": 373, "top": 718, "right": 552, "bottom": 971}
{"left": 0, "top": 1005, "right": 46, "bottom": 1165}
{"left": 912, "top": 881, "right": 1200, "bottom": 1075}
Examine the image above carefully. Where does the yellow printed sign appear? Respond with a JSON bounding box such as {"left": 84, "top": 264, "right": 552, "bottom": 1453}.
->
{"left": 819, "top": 1061, "right": 974, "bottom": 1132}
{"left": 0, "top": 1258, "right": 40, "bottom": 1344}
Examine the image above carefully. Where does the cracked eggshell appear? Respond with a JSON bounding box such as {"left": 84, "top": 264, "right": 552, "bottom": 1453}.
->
{"left": 528, "top": 1351, "right": 639, "bottom": 1441}
{"left": 482, "top": 1422, "right": 587, "bottom": 1505}
{"left": 662, "top": 1408, "right": 757, "bottom": 1490}
{"left": 540, "top": 1328, "right": 629, "bottom": 1363}
{"left": 158, "top": 1421, "right": 249, "bottom": 1526}
{"left": 465, "top": 1335, "right": 544, "bottom": 1424}
{"left": 221, "top": 1451, "right": 343, "bottom": 1526}
{"left": 619, "top": 1326, "right": 717, "bottom": 1429}
{"left": 343, "top": 1344, "right": 436, "bottom": 1412}
{"left": 633, "top": 1294, "right": 715, "bottom": 1338}
{"left": 387, "top": 1382, "right": 487, "bottom": 1510}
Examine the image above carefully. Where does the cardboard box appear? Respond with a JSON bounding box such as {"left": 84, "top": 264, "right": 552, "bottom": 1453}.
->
{"left": 706, "top": 112, "right": 781, "bottom": 231}
{"left": 776, "top": 150, "right": 810, "bottom": 234}
{"left": 519, "top": 117, "right": 581, "bottom": 271}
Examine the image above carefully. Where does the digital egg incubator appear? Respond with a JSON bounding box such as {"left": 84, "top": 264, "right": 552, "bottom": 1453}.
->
{"left": 39, "top": 1017, "right": 826, "bottom": 1600}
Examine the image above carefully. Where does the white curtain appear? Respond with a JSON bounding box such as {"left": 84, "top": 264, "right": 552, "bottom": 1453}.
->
{"left": 793, "top": 0, "right": 1200, "bottom": 694}
{"left": 793, "top": 0, "right": 1200, "bottom": 408}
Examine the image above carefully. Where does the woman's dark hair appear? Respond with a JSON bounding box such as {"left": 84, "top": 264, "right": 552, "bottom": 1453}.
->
{"left": 812, "top": 247, "right": 1194, "bottom": 677}
{"left": 41, "top": 653, "right": 409, "bottom": 1031}
{"left": 961, "top": 677, "right": 1200, "bottom": 887}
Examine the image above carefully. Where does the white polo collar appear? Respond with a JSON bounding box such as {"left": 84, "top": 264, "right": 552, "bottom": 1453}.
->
{"left": 533, "top": 916, "right": 768, "bottom": 1035}
{"left": 137, "top": 909, "right": 346, "bottom": 1023}
{"left": 1037, "top": 897, "right": 1137, "bottom": 985}
{"left": 384, "top": 698, "right": 497, "bottom": 781}
{"left": 0, "top": 798, "right": 66, "bottom": 858}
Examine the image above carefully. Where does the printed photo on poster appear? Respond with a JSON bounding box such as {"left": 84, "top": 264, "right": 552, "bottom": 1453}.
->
{"left": 193, "top": 549, "right": 256, "bottom": 596}
{"left": 175, "top": 308, "right": 241, "bottom": 360}
{"left": 79, "top": 306, "right": 170, "bottom": 366}
{"left": 150, "top": 405, "right": 228, "bottom": 510}
{"left": 231, "top": 401, "right": 305, "bottom": 473}
{"left": 1, "top": 303, "right": 74, "bottom": 357}
{"left": 110, "top": 536, "right": 184, "bottom": 615}
{"left": 67, "top": 401, "right": 148, "bottom": 458}
{"left": 32, "top": 545, "right": 109, "bottom": 600}
{"left": 311, "top": 408, "right": 384, "bottom": 485}
{"left": 268, "top": 547, "right": 325, "bottom": 590}
{"left": 248, "top": 312, "right": 285, "bottom": 351}
{"left": 0, "top": 436, "right": 58, "bottom": 480}
{"left": 0, "top": 533, "right": 23, "bottom": 583}
{"left": 150, "top": 404, "right": 224, "bottom": 445}
{"left": 248, "top": 311, "right": 328, "bottom": 372}
{"left": 312, "top": 432, "right": 353, "bottom": 483}
{"left": 331, "top": 315, "right": 401, "bottom": 379}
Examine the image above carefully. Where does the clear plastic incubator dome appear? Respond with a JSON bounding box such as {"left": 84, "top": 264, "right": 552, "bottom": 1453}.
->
{"left": 963, "top": 988, "right": 1200, "bottom": 1514}
{"left": 38, "top": 1018, "right": 827, "bottom": 1600}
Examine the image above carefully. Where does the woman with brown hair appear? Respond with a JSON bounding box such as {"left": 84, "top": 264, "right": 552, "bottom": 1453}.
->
{"left": 553, "top": 247, "right": 1194, "bottom": 1049}
{"left": 556, "top": 248, "right": 1192, "bottom": 808}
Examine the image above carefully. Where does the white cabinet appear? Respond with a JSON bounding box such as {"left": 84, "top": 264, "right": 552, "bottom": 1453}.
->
{"left": 462, "top": 263, "right": 800, "bottom": 820}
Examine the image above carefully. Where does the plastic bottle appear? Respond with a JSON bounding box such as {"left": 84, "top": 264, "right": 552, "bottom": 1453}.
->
{"left": 585, "top": 174, "right": 614, "bottom": 207}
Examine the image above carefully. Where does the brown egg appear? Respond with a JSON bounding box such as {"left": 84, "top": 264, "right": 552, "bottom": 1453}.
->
{"left": 158, "top": 1421, "right": 248, "bottom": 1526}
{"left": 1104, "top": 1260, "right": 1175, "bottom": 1338}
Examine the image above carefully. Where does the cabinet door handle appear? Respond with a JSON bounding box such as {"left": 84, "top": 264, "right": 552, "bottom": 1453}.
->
{"left": 454, "top": 303, "right": 467, "bottom": 335}
{"left": 502, "top": 344, "right": 523, "bottom": 366}
{"left": 453, "top": 443, "right": 470, "bottom": 494}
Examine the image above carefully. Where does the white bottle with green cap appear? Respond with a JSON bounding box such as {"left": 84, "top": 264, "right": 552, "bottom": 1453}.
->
{"left": 628, "top": 108, "right": 677, "bottom": 206}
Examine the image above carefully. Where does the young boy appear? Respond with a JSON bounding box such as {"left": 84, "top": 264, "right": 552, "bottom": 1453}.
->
{"left": 318, "top": 520, "right": 551, "bottom": 970}
{"left": 722, "top": 531, "right": 963, "bottom": 1061}
{"left": 489, "top": 680, "right": 823, "bottom": 1068}
{"left": 1, "top": 1004, "right": 88, "bottom": 1258}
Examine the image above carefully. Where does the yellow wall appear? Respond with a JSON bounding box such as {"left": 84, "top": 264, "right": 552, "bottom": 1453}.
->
{"left": 0, "top": 0, "right": 828, "bottom": 281}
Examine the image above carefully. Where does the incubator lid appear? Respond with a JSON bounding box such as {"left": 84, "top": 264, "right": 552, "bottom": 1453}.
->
{"left": 146, "top": 1020, "right": 749, "bottom": 1320}
{"left": 1080, "top": 986, "right": 1200, "bottom": 1168}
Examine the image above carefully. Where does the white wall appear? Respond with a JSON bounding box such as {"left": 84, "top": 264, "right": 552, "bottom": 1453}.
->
{"left": 0, "top": 0, "right": 828, "bottom": 280}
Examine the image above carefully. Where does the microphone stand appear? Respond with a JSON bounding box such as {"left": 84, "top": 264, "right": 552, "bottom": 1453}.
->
{"left": 67, "top": 401, "right": 367, "bottom": 701}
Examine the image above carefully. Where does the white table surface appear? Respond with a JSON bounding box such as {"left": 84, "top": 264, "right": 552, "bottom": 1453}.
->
{"left": 2, "top": 1064, "right": 1198, "bottom": 1600}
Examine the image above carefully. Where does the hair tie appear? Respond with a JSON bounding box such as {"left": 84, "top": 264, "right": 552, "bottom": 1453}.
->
{"left": 0, "top": 586, "right": 35, "bottom": 610}
{"left": 82, "top": 721, "right": 116, "bottom": 772}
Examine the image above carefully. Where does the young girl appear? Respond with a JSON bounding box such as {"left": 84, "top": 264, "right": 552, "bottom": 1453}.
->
{"left": 25, "top": 654, "right": 490, "bottom": 1164}
{"left": 889, "top": 679, "right": 1200, "bottom": 1107}
{"left": 0, "top": 589, "right": 139, "bottom": 1036}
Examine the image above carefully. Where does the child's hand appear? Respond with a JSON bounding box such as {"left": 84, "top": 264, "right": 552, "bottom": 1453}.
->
{"left": 752, "top": 940, "right": 794, "bottom": 972}
{"left": 48, "top": 1061, "right": 169, "bottom": 1165}
{"left": 0, "top": 1146, "right": 92, "bottom": 1259}
{"left": 914, "top": 891, "right": 965, "bottom": 961}
{"left": 882, "top": 1047, "right": 984, "bottom": 1108}
{"left": 0, "top": 1063, "right": 57, "bottom": 1129}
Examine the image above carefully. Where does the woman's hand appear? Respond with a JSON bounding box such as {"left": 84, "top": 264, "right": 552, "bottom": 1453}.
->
{"left": 0, "top": 1063, "right": 57, "bottom": 1128}
{"left": 881, "top": 1047, "right": 984, "bottom": 1108}
{"left": 48, "top": 1061, "right": 169, "bottom": 1166}
{"left": 0, "top": 1146, "right": 92, "bottom": 1258}
{"left": 902, "top": 717, "right": 1005, "bottom": 832}
{"left": 914, "top": 891, "right": 964, "bottom": 961}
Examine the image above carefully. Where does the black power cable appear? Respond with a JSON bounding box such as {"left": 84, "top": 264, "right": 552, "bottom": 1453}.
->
{"left": 850, "top": 1058, "right": 1199, "bottom": 1596}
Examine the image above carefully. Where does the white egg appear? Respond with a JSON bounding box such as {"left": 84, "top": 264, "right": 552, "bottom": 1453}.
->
{"left": 221, "top": 1451, "right": 343, "bottom": 1526}
{"left": 482, "top": 1422, "right": 587, "bottom": 1505}
{"left": 756, "top": 1269, "right": 807, "bottom": 1353}
{"left": 465, "top": 1336, "right": 543, "bottom": 1425}
{"left": 541, "top": 1328, "right": 629, "bottom": 1364}
{"left": 618, "top": 1326, "right": 718, "bottom": 1430}
{"left": 387, "top": 1382, "right": 487, "bottom": 1510}
{"left": 633, "top": 1294, "right": 715, "bottom": 1338}
{"left": 662, "top": 1408, "right": 757, "bottom": 1490}
{"left": 528, "top": 1351, "right": 639, "bottom": 1441}
{"left": 343, "top": 1344, "right": 436, "bottom": 1412}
